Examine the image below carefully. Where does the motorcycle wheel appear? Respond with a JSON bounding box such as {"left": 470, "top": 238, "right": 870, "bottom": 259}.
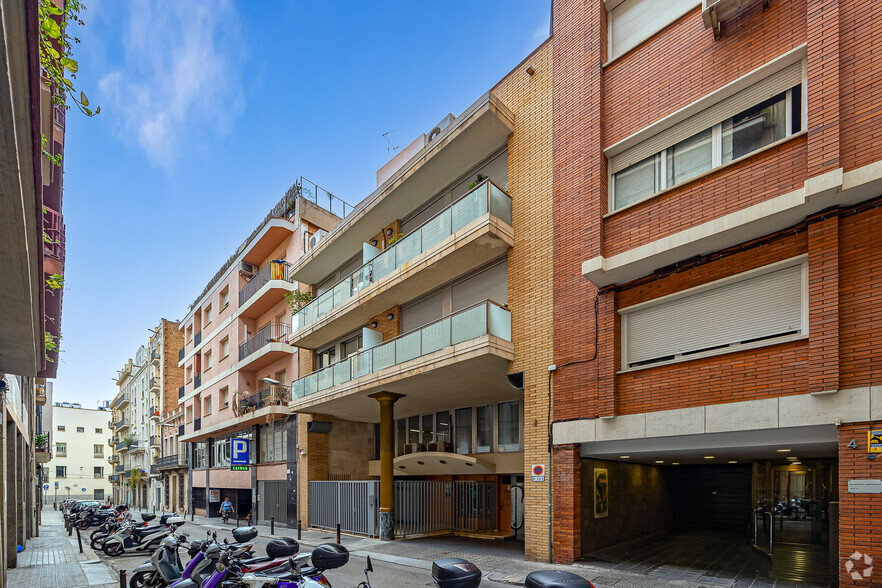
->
{"left": 90, "top": 530, "right": 104, "bottom": 541}
{"left": 77, "top": 520, "right": 89, "bottom": 530}
{"left": 129, "top": 571, "right": 158, "bottom": 588}
{"left": 103, "top": 542, "right": 124, "bottom": 557}
{"left": 90, "top": 537, "right": 106, "bottom": 550}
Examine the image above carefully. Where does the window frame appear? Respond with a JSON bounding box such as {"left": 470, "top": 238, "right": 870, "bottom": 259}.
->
{"left": 619, "top": 256, "right": 809, "bottom": 372}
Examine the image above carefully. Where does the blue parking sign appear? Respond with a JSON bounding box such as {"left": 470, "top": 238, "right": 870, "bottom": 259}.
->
{"left": 231, "top": 438, "right": 250, "bottom": 465}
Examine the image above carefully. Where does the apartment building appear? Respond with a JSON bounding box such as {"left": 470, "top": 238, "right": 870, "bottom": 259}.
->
{"left": 546, "top": 0, "right": 882, "bottom": 585}
{"left": 177, "top": 183, "right": 341, "bottom": 520}
{"left": 108, "top": 320, "right": 183, "bottom": 508}
{"left": 0, "top": 0, "right": 69, "bottom": 582}
{"left": 158, "top": 404, "right": 187, "bottom": 513}
{"left": 288, "top": 40, "right": 552, "bottom": 542}
{"left": 47, "top": 404, "right": 113, "bottom": 502}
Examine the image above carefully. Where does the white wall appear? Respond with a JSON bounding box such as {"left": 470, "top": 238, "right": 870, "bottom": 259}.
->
{"left": 47, "top": 406, "right": 114, "bottom": 501}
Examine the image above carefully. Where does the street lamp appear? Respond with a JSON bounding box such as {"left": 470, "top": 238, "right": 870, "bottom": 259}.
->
{"left": 260, "top": 377, "right": 280, "bottom": 386}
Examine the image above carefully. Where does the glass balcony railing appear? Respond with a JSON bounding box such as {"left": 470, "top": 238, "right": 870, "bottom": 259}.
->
{"left": 291, "top": 300, "right": 511, "bottom": 401}
{"left": 239, "top": 260, "right": 293, "bottom": 307}
{"left": 293, "top": 180, "right": 512, "bottom": 333}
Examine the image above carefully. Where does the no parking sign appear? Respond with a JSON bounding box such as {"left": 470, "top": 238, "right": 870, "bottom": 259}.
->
{"left": 531, "top": 464, "right": 546, "bottom": 482}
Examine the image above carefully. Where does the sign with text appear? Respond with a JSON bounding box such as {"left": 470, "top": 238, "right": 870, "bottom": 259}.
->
{"left": 231, "top": 438, "right": 250, "bottom": 465}
{"left": 531, "top": 464, "right": 546, "bottom": 482}
{"left": 848, "top": 479, "right": 882, "bottom": 494}
{"left": 231, "top": 465, "right": 249, "bottom": 471}
{"left": 868, "top": 430, "right": 882, "bottom": 453}
{"left": 209, "top": 489, "right": 221, "bottom": 502}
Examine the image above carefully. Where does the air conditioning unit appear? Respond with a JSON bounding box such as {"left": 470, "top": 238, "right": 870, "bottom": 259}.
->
{"left": 308, "top": 230, "right": 328, "bottom": 251}
{"left": 239, "top": 261, "right": 257, "bottom": 276}
{"left": 427, "top": 442, "right": 451, "bottom": 453}
{"left": 403, "top": 443, "right": 425, "bottom": 455}
{"left": 702, "top": 0, "right": 761, "bottom": 37}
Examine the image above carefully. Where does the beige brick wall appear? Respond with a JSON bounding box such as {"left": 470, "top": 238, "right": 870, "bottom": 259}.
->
{"left": 328, "top": 418, "right": 375, "bottom": 480}
{"left": 162, "top": 319, "right": 184, "bottom": 417}
{"left": 492, "top": 38, "right": 554, "bottom": 562}
{"left": 366, "top": 305, "right": 400, "bottom": 341}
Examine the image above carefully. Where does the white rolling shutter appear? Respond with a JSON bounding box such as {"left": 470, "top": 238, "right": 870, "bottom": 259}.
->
{"left": 609, "top": 0, "right": 698, "bottom": 61}
{"left": 610, "top": 61, "right": 803, "bottom": 173}
{"left": 622, "top": 260, "right": 805, "bottom": 368}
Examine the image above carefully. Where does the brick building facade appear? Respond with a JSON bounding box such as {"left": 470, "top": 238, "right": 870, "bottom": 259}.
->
{"left": 546, "top": 0, "right": 881, "bottom": 585}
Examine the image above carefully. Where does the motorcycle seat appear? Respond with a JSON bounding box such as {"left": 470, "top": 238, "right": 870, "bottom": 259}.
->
{"left": 133, "top": 526, "right": 161, "bottom": 538}
{"left": 242, "top": 555, "right": 272, "bottom": 565}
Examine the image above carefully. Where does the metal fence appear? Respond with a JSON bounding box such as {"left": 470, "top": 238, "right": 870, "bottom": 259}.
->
{"left": 309, "top": 480, "right": 497, "bottom": 539}
{"left": 309, "top": 481, "right": 378, "bottom": 537}
{"left": 239, "top": 260, "right": 292, "bottom": 306}
{"left": 239, "top": 322, "right": 292, "bottom": 361}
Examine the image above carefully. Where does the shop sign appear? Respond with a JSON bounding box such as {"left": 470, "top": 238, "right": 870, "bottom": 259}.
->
{"left": 231, "top": 439, "right": 250, "bottom": 465}
{"left": 847, "top": 479, "right": 882, "bottom": 494}
{"left": 209, "top": 488, "right": 221, "bottom": 502}
{"left": 531, "top": 464, "right": 545, "bottom": 482}
{"left": 231, "top": 465, "right": 249, "bottom": 471}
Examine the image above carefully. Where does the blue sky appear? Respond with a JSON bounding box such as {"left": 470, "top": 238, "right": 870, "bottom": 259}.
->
{"left": 57, "top": 1, "right": 550, "bottom": 406}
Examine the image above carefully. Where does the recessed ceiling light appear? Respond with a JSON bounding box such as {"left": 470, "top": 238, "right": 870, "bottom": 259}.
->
{"left": 787, "top": 456, "right": 798, "bottom": 461}
{"left": 728, "top": 460, "right": 738, "bottom": 464}
{"left": 655, "top": 460, "right": 664, "bottom": 464}
{"left": 619, "top": 455, "right": 630, "bottom": 459}
{"left": 672, "top": 462, "right": 680, "bottom": 465}
{"left": 704, "top": 456, "right": 714, "bottom": 459}
{"left": 791, "top": 461, "right": 802, "bottom": 465}
{"left": 777, "top": 449, "right": 791, "bottom": 452}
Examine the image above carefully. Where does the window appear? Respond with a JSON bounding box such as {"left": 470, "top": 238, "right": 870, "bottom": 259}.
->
{"left": 721, "top": 91, "right": 790, "bottom": 163}
{"left": 435, "top": 411, "right": 451, "bottom": 445}
{"left": 56, "top": 466, "right": 67, "bottom": 478}
{"left": 204, "top": 395, "right": 212, "bottom": 416}
{"left": 93, "top": 444, "right": 103, "bottom": 457}
{"left": 455, "top": 408, "right": 472, "bottom": 454}
{"left": 204, "top": 350, "right": 212, "bottom": 371}
{"left": 187, "top": 325, "right": 193, "bottom": 342}
{"left": 259, "top": 421, "right": 287, "bottom": 463}
{"left": 95, "top": 428, "right": 102, "bottom": 434}
{"left": 220, "top": 337, "right": 230, "bottom": 359}
{"left": 476, "top": 405, "right": 493, "bottom": 453}
{"left": 186, "top": 366, "right": 193, "bottom": 383}
{"left": 186, "top": 406, "right": 193, "bottom": 422}
{"left": 76, "top": 426, "right": 85, "bottom": 433}
{"left": 220, "top": 386, "right": 229, "bottom": 408}
{"left": 57, "top": 425, "right": 65, "bottom": 431}
{"left": 608, "top": 0, "right": 697, "bottom": 61}
{"left": 421, "top": 414, "right": 434, "bottom": 445}
{"left": 94, "top": 467, "right": 103, "bottom": 478}
{"left": 396, "top": 419, "right": 406, "bottom": 456}
{"left": 56, "top": 442, "right": 67, "bottom": 455}
{"left": 407, "top": 416, "right": 420, "bottom": 445}
{"left": 220, "top": 287, "right": 230, "bottom": 309}
{"left": 620, "top": 258, "right": 807, "bottom": 369}
{"left": 316, "top": 346, "right": 335, "bottom": 370}
{"left": 193, "top": 442, "right": 206, "bottom": 468}
{"left": 341, "top": 334, "right": 363, "bottom": 360}
{"left": 498, "top": 401, "right": 520, "bottom": 452}
{"left": 204, "top": 305, "right": 212, "bottom": 325}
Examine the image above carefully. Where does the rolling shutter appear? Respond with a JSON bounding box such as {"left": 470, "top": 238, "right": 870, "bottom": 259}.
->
{"left": 610, "top": 61, "right": 803, "bottom": 173}
{"left": 622, "top": 261, "right": 805, "bottom": 368}
{"left": 452, "top": 261, "right": 509, "bottom": 311}
{"left": 609, "top": 0, "right": 698, "bottom": 61}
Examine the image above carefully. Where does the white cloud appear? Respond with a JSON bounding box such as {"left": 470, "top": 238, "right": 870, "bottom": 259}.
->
{"left": 98, "top": 0, "right": 244, "bottom": 168}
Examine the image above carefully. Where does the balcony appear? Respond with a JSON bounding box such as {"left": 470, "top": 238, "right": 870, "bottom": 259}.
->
{"left": 149, "top": 464, "right": 159, "bottom": 475}
{"left": 117, "top": 441, "right": 138, "bottom": 453}
{"left": 291, "top": 181, "right": 513, "bottom": 349}
{"left": 179, "top": 347, "right": 185, "bottom": 362}
{"left": 290, "top": 91, "right": 514, "bottom": 286}
{"left": 115, "top": 418, "right": 129, "bottom": 432}
{"left": 239, "top": 260, "right": 295, "bottom": 318}
{"left": 149, "top": 406, "right": 160, "bottom": 420}
{"left": 43, "top": 205, "right": 65, "bottom": 263}
{"left": 194, "top": 373, "right": 202, "bottom": 389}
{"left": 109, "top": 454, "right": 120, "bottom": 464}
{"left": 151, "top": 349, "right": 160, "bottom": 366}
{"left": 149, "top": 435, "right": 160, "bottom": 448}
{"left": 114, "top": 393, "right": 130, "bottom": 409}
{"left": 35, "top": 433, "right": 50, "bottom": 463}
{"left": 237, "top": 322, "right": 295, "bottom": 371}
{"left": 108, "top": 436, "right": 119, "bottom": 447}
{"left": 194, "top": 418, "right": 201, "bottom": 431}
{"left": 109, "top": 474, "right": 119, "bottom": 483}
{"left": 156, "top": 454, "right": 185, "bottom": 470}
{"left": 114, "top": 464, "right": 124, "bottom": 473}
{"left": 237, "top": 385, "right": 290, "bottom": 417}
{"left": 149, "top": 377, "right": 159, "bottom": 391}
{"left": 179, "top": 385, "right": 185, "bottom": 399}
{"left": 129, "top": 442, "right": 145, "bottom": 454}
{"left": 194, "top": 330, "right": 202, "bottom": 346}
{"left": 36, "top": 386, "right": 47, "bottom": 406}
{"left": 178, "top": 424, "right": 185, "bottom": 436}
{"left": 289, "top": 300, "right": 514, "bottom": 421}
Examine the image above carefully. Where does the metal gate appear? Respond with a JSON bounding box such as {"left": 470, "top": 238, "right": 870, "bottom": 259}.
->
{"left": 309, "top": 481, "right": 379, "bottom": 537}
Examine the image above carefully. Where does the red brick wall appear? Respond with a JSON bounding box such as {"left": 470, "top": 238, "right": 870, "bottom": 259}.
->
{"left": 838, "top": 422, "right": 882, "bottom": 587}
{"left": 838, "top": 205, "right": 882, "bottom": 388}
{"left": 603, "top": 1, "right": 807, "bottom": 147}
{"left": 838, "top": 0, "right": 882, "bottom": 172}
{"left": 604, "top": 137, "right": 807, "bottom": 257}
{"left": 552, "top": 444, "right": 581, "bottom": 564}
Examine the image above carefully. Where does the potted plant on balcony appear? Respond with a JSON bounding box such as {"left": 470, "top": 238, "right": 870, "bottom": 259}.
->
{"left": 35, "top": 433, "right": 48, "bottom": 450}
{"left": 240, "top": 398, "right": 254, "bottom": 416}
{"left": 123, "top": 434, "right": 135, "bottom": 448}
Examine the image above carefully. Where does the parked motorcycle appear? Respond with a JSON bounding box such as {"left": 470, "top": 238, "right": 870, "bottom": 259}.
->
{"left": 76, "top": 506, "right": 116, "bottom": 529}
{"left": 102, "top": 516, "right": 185, "bottom": 557}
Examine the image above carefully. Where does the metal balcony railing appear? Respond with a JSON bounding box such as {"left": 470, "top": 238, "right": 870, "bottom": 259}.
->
{"left": 151, "top": 349, "right": 160, "bottom": 362}
{"left": 299, "top": 176, "right": 354, "bottom": 218}
{"left": 178, "top": 424, "right": 185, "bottom": 436}
{"left": 43, "top": 206, "right": 66, "bottom": 262}
{"left": 194, "top": 373, "right": 202, "bottom": 389}
{"left": 236, "top": 385, "right": 291, "bottom": 417}
{"left": 149, "top": 406, "right": 159, "bottom": 418}
{"left": 149, "top": 377, "right": 158, "bottom": 389}
{"left": 115, "top": 417, "right": 126, "bottom": 428}
{"left": 238, "top": 322, "right": 292, "bottom": 361}
{"left": 194, "top": 330, "right": 202, "bottom": 346}
{"left": 149, "top": 465, "right": 158, "bottom": 475}
{"left": 109, "top": 455, "right": 120, "bottom": 464}
{"left": 150, "top": 435, "right": 160, "bottom": 446}
{"left": 291, "top": 300, "right": 511, "bottom": 401}
{"left": 179, "top": 347, "right": 185, "bottom": 362}
{"left": 294, "top": 180, "right": 512, "bottom": 332}
{"left": 179, "top": 385, "right": 185, "bottom": 399}
{"left": 156, "top": 454, "right": 182, "bottom": 468}
{"left": 239, "top": 260, "right": 293, "bottom": 307}
{"left": 114, "top": 465, "right": 124, "bottom": 473}
{"left": 35, "top": 432, "right": 50, "bottom": 454}
{"left": 194, "top": 418, "right": 201, "bottom": 431}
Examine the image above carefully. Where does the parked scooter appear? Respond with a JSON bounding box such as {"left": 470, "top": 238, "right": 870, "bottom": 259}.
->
{"left": 218, "top": 542, "right": 349, "bottom": 588}
{"left": 129, "top": 532, "right": 189, "bottom": 588}
{"left": 76, "top": 505, "right": 116, "bottom": 529}
{"left": 102, "top": 516, "right": 185, "bottom": 557}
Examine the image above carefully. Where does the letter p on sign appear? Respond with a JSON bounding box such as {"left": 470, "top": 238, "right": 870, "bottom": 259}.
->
{"left": 231, "top": 439, "right": 250, "bottom": 465}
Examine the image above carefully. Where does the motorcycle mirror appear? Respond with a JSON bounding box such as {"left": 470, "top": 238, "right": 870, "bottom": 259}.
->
{"left": 365, "top": 556, "right": 373, "bottom": 573}
{"left": 216, "top": 563, "right": 226, "bottom": 573}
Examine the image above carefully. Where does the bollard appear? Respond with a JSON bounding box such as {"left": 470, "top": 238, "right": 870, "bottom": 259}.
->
{"left": 119, "top": 569, "right": 126, "bottom": 588}
{"left": 75, "top": 526, "right": 83, "bottom": 553}
{"left": 297, "top": 520, "right": 301, "bottom": 540}
{"left": 236, "top": 516, "right": 240, "bottom": 527}
{"left": 68, "top": 520, "right": 73, "bottom": 536}
{"left": 191, "top": 510, "right": 194, "bottom": 522}
{"left": 336, "top": 524, "right": 341, "bottom": 544}
{"left": 270, "top": 517, "right": 275, "bottom": 535}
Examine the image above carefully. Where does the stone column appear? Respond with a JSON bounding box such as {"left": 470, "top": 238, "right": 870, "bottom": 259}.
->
{"left": 368, "top": 392, "right": 404, "bottom": 541}
{"left": 6, "top": 422, "right": 19, "bottom": 568}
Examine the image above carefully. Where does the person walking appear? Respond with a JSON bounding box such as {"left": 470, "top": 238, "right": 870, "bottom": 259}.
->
{"left": 219, "top": 497, "right": 234, "bottom": 524}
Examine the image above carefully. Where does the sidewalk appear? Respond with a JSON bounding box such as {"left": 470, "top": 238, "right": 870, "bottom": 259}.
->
{"left": 146, "top": 509, "right": 722, "bottom": 587}
{"left": 8, "top": 508, "right": 116, "bottom": 588}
